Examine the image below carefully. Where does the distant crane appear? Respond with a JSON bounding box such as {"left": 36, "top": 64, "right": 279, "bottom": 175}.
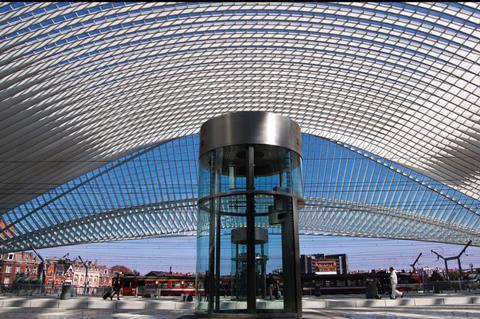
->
{"left": 410, "top": 252, "right": 422, "bottom": 273}
{"left": 431, "top": 240, "right": 472, "bottom": 280}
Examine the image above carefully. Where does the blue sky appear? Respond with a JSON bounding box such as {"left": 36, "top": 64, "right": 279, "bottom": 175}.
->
{"left": 9, "top": 135, "right": 479, "bottom": 275}
{"left": 39, "top": 235, "right": 480, "bottom": 275}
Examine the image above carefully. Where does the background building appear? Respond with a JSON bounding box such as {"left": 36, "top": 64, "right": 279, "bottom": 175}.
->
{"left": 325, "top": 254, "right": 348, "bottom": 275}
{"left": 44, "top": 257, "right": 71, "bottom": 293}
{"left": 0, "top": 252, "right": 39, "bottom": 287}
{"left": 301, "top": 254, "right": 348, "bottom": 275}
{"left": 43, "top": 257, "right": 112, "bottom": 294}
{"left": 71, "top": 260, "right": 112, "bottom": 295}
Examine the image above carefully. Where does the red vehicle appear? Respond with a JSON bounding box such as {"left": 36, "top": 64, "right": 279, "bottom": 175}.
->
{"left": 119, "top": 274, "right": 195, "bottom": 297}
{"left": 118, "top": 272, "right": 423, "bottom": 297}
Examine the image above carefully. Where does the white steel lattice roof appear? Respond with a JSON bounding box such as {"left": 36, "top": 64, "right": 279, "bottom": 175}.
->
{"left": 1, "top": 134, "right": 479, "bottom": 252}
{"left": 0, "top": 2, "right": 480, "bottom": 249}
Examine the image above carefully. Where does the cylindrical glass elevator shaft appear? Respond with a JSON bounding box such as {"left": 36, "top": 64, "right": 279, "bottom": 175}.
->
{"left": 196, "top": 112, "right": 303, "bottom": 317}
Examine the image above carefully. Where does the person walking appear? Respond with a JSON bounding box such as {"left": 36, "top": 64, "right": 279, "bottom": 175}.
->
{"left": 266, "top": 275, "right": 274, "bottom": 300}
{"left": 110, "top": 274, "right": 122, "bottom": 300}
{"left": 389, "top": 267, "right": 404, "bottom": 299}
{"left": 274, "top": 279, "right": 283, "bottom": 299}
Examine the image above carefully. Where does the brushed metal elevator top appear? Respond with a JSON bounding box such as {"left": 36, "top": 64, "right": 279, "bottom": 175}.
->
{"left": 199, "top": 111, "right": 302, "bottom": 156}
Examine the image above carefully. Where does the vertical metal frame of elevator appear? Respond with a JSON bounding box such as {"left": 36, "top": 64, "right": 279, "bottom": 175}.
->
{"left": 246, "top": 146, "right": 256, "bottom": 313}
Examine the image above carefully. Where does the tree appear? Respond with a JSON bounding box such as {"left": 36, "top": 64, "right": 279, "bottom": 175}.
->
{"left": 110, "top": 265, "right": 134, "bottom": 275}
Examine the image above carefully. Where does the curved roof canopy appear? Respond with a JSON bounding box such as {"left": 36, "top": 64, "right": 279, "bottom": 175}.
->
{"left": 1, "top": 2, "right": 480, "bottom": 250}
{"left": 1, "top": 133, "right": 479, "bottom": 252}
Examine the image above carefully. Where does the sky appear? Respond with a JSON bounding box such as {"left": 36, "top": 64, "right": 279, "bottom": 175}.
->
{"left": 38, "top": 235, "right": 480, "bottom": 275}
{"left": 11, "top": 133, "right": 479, "bottom": 278}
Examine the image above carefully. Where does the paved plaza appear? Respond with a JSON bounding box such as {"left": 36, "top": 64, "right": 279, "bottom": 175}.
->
{"left": 0, "top": 294, "right": 479, "bottom": 318}
{"left": 303, "top": 306, "right": 480, "bottom": 319}
{"left": 1, "top": 305, "right": 480, "bottom": 319}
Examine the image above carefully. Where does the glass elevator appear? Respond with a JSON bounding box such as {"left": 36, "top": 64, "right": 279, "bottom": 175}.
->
{"left": 196, "top": 111, "right": 303, "bottom": 317}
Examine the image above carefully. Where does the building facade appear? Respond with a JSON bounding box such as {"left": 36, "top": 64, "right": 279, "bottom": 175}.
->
{"left": 72, "top": 261, "right": 112, "bottom": 295}
{"left": 44, "top": 258, "right": 112, "bottom": 294}
{"left": 301, "top": 254, "right": 348, "bottom": 275}
{"left": 0, "top": 252, "right": 39, "bottom": 287}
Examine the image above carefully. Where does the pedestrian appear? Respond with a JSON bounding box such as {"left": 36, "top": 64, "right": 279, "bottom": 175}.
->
{"left": 266, "top": 275, "right": 274, "bottom": 300}
{"left": 110, "top": 274, "right": 122, "bottom": 300}
{"left": 274, "top": 279, "right": 282, "bottom": 299}
{"left": 389, "top": 267, "right": 404, "bottom": 299}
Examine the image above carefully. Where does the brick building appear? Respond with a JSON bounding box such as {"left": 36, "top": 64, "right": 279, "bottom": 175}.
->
{"left": 44, "top": 258, "right": 112, "bottom": 294}
{"left": 44, "top": 258, "right": 74, "bottom": 293}
{"left": 0, "top": 251, "right": 39, "bottom": 287}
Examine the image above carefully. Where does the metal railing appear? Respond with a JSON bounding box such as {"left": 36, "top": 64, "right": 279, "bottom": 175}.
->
{"left": 302, "top": 279, "right": 480, "bottom": 297}
{"left": 421, "top": 280, "right": 478, "bottom": 293}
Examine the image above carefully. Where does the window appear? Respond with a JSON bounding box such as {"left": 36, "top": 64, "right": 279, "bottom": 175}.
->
{"left": 7, "top": 253, "right": 14, "bottom": 260}
{"left": 3, "top": 277, "right": 10, "bottom": 285}
{"left": 5, "top": 266, "right": 12, "bottom": 273}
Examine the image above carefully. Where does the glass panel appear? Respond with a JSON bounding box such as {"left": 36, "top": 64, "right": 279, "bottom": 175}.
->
{"left": 220, "top": 195, "right": 247, "bottom": 311}
{"left": 255, "top": 207, "right": 285, "bottom": 311}
{"left": 253, "top": 145, "right": 304, "bottom": 198}
{"left": 195, "top": 207, "right": 210, "bottom": 313}
{"left": 218, "top": 145, "right": 248, "bottom": 194}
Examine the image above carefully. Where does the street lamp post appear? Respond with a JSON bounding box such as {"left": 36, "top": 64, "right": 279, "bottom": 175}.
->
{"left": 30, "top": 246, "right": 46, "bottom": 295}
{"left": 78, "top": 256, "right": 89, "bottom": 295}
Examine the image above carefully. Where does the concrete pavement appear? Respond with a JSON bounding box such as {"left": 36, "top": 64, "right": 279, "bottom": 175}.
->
{"left": 0, "top": 294, "right": 479, "bottom": 318}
